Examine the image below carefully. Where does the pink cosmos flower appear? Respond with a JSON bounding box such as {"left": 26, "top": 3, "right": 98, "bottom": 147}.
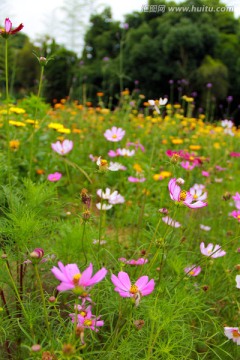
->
{"left": 180, "top": 161, "right": 196, "bottom": 171}
{"left": 184, "top": 265, "right": 201, "bottom": 276}
{"left": 0, "top": 18, "right": 24, "bottom": 38}
{"left": 215, "top": 165, "right": 226, "bottom": 171}
{"left": 230, "top": 210, "right": 240, "bottom": 222}
{"left": 202, "top": 171, "right": 210, "bottom": 177}
{"left": 118, "top": 257, "right": 148, "bottom": 265}
{"left": 168, "top": 178, "right": 207, "bottom": 209}
{"left": 200, "top": 242, "right": 226, "bottom": 258}
{"left": 111, "top": 271, "right": 155, "bottom": 306}
{"left": 70, "top": 308, "right": 104, "bottom": 332}
{"left": 128, "top": 176, "right": 146, "bottom": 183}
{"left": 224, "top": 327, "right": 240, "bottom": 345}
{"left": 51, "top": 139, "right": 73, "bottom": 155}
{"left": 47, "top": 172, "right": 62, "bottom": 182}
{"left": 189, "top": 184, "right": 207, "bottom": 201}
{"left": 236, "top": 275, "right": 240, "bottom": 289}
{"left": 126, "top": 141, "right": 145, "bottom": 152}
{"left": 200, "top": 224, "right": 211, "bottom": 231}
{"left": 51, "top": 262, "right": 107, "bottom": 293}
{"left": 104, "top": 126, "right": 125, "bottom": 142}
{"left": 233, "top": 192, "right": 240, "bottom": 210}
{"left": 162, "top": 216, "right": 181, "bottom": 228}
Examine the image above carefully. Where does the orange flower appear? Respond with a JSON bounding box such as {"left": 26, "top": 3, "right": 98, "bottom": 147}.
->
{"left": 36, "top": 169, "right": 45, "bottom": 175}
{"left": 97, "top": 92, "right": 104, "bottom": 97}
{"left": 9, "top": 140, "right": 20, "bottom": 150}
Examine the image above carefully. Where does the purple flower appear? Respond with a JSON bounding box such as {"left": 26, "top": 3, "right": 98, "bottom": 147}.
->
{"left": 206, "top": 83, "right": 212, "bottom": 89}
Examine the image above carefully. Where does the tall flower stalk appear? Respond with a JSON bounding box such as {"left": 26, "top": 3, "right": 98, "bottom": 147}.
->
{"left": 28, "top": 55, "right": 52, "bottom": 178}
{"left": 0, "top": 18, "right": 24, "bottom": 189}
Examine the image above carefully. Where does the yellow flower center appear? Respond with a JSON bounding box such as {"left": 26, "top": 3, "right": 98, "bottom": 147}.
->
{"left": 100, "top": 159, "right": 108, "bottom": 166}
{"left": 73, "top": 273, "right": 81, "bottom": 285}
{"left": 237, "top": 215, "right": 240, "bottom": 219}
{"left": 83, "top": 319, "right": 92, "bottom": 326}
{"left": 130, "top": 284, "right": 139, "bottom": 294}
{"left": 112, "top": 134, "right": 117, "bottom": 139}
{"left": 232, "top": 330, "right": 240, "bottom": 338}
{"left": 80, "top": 311, "right": 87, "bottom": 317}
{"left": 193, "top": 194, "right": 198, "bottom": 200}
{"left": 179, "top": 190, "right": 187, "bottom": 201}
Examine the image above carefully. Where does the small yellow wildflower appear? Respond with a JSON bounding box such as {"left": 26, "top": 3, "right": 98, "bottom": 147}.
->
{"left": 9, "top": 140, "right": 20, "bottom": 150}
{"left": 9, "top": 107, "right": 26, "bottom": 114}
{"left": 9, "top": 120, "right": 26, "bottom": 127}
{"left": 189, "top": 145, "right": 201, "bottom": 151}
{"left": 171, "top": 138, "right": 184, "bottom": 145}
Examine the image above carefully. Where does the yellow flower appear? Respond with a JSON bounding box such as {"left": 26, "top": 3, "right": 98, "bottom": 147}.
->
{"left": 9, "top": 140, "right": 20, "bottom": 150}
{"left": 26, "top": 119, "right": 39, "bottom": 126}
{"left": 133, "top": 164, "right": 143, "bottom": 173}
{"left": 57, "top": 128, "right": 71, "bottom": 134}
{"left": 48, "top": 122, "right": 64, "bottom": 130}
{"left": 171, "top": 138, "right": 183, "bottom": 145}
{"left": 213, "top": 143, "right": 220, "bottom": 149}
{"left": 162, "top": 139, "right": 168, "bottom": 144}
{"left": 173, "top": 104, "right": 181, "bottom": 109}
{"left": 9, "top": 120, "right": 26, "bottom": 127}
{"left": 9, "top": 107, "right": 26, "bottom": 114}
{"left": 189, "top": 145, "right": 201, "bottom": 151}
{"left": 153, "top": 171, "right": 172, "bottom": 181}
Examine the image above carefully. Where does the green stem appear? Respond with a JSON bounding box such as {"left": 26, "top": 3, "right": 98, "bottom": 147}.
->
{"left": 5, "top": 263, "right": 34, "bottom": 337}
{"left": 28, "top": 66, "right": 45, "bottom": 178}
{"left": 80, "top": 221, "right": 87, "bottom": 267}
{"left": 33, "top": 264, "right": 52, "bottom": 344}
{"left": 4, "top": 39, "right": 12, "bottom": 190}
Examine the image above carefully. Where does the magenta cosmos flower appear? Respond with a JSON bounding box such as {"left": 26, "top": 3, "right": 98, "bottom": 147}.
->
{"left": 230, "top": 210, "right": 240, "bottom": 222}
{"left": 224, "top": 327, "right": 240, "bottom": 345}
{"left": 104, "top": 126, "right": 125, "bottom": 142}
{"left": 168, "top": 178, "right": 207, "bottom": 209}
{"left": 111, "top": 271, "right": 154, "bottom": 306}
{"left": 0, "top": 18, "right": 24, "bottom": 38}
{"left": 184, "top": 265, "right": 201, "bottom": 276}
{"left": 51, "top": 139, "right": 73, "bottom": 155}
{"left": 200, "top": 242, "right": 226, "bottom": 258}
{"left": 47, "top": 172, "right": 62, "bottom": 182}
{"left": 51, "top": 262, "right": 107, "bottom": 293}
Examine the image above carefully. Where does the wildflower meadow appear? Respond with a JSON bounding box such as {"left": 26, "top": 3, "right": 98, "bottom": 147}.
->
{"left": 0, "top": 16, "right": 240, "bottom": 360}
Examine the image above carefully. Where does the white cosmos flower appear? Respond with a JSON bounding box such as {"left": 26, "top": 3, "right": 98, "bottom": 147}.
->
{"left": 96, "top": 203, "right": 113, "bottom": 210}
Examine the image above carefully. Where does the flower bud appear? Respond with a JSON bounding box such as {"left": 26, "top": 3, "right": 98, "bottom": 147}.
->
{"left": 176, "top": 178, "right": 185, "bottom": 185}
{"left": 31, "top": 344, "right": 41, "bottom": 352}
{"left": 30, "top": 248, "right": 44, "bottom": 259}
{"left": 158, "top": 208, "right": 168, "bottom": 214}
